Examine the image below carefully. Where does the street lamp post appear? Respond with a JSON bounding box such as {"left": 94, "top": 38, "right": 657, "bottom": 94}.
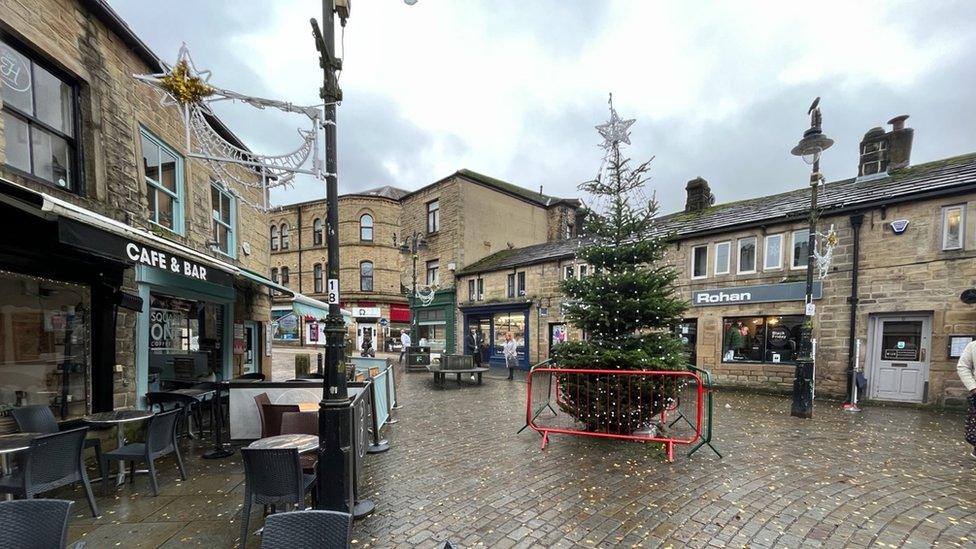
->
{"left": 311, "top": 0, "right": 353, "bottom": 513}
{"left": 789, "top": 97, "right": 834, "bottom": 419}
{"left": 398, "top": 231, "right": 427, "bottom": 342}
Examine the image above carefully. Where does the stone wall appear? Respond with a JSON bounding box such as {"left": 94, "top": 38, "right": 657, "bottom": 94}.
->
{"left": 0, "top": 0, "right": 273, "bottom": 401}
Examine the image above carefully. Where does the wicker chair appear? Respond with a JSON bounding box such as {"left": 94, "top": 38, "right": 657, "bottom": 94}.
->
{"left": 100, "top": 408, "right": 186, "bottom": 496}
{"left": 280, "top": 412, "right": 319, "bottom": 472}
{"left": 0, "top": 499, "right": 74, "bottom": 549}
{"left": 0, "top": 428, "right": 99, "bottom": 517}
{"left": 260, "top": 509, "right": 352, "bottom": 549}
{"left": 253, "top": 393, "right": 271, "bottom": 437}
{"left": 239, "top": 448, "right": 316, "bottom": 546}
{"left": 261, "top": 404, "right": 300, "bottom": 438}
{"left": 11, "top": 405, "right": 105, "bottom": 480}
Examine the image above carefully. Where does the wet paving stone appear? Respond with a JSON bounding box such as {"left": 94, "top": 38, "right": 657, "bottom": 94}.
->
{"left": 53, "top": 364, "right": 976, "bottom": 547}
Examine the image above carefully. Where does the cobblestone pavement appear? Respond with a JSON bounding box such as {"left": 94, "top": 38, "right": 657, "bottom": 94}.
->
{"left": 357, "top": 367, "right": 976, "bottom": 548}
{"left": 60, "top": 361, "right": 976, "bottom": 548}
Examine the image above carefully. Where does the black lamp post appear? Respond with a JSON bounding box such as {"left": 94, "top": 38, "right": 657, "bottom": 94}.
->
{"left": 310, "top": 0, "right": 354, "bottom": 513}
{"left": 789, "top": 97, "right": 834, "bottom": 419}
{"left": 397, "top": 231, "right": 427, "bottom": 342}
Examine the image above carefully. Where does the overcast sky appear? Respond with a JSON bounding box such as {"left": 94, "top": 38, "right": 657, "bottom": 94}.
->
{"left": 111, "top": 0, "right": 976, "bottom": 214}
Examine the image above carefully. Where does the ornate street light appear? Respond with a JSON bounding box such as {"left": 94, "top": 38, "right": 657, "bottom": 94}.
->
{"left": 396, "top": 231, "right": 427, "bottom": 342}
{"left": 789, "top": 97, "right": 833, "bottom": 419}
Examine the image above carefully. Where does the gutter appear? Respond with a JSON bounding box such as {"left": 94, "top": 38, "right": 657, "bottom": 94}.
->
{"left": 845, "top": 213, "right": 864, "bottom": 404}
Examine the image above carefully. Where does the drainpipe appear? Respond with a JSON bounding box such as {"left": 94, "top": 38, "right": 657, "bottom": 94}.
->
{"left": 845, "top": 213, "right": 864, "bottom": 404}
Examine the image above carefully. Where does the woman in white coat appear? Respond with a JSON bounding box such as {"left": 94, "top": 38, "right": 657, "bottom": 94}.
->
{"left": 955, "top": 339, "right": 976, "bottom": 460}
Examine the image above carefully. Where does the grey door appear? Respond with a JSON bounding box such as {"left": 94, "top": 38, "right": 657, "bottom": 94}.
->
{"left": 870, "top": 316, "right": 930, "bottom": 403}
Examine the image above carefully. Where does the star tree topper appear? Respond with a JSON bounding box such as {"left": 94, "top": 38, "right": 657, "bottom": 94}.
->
{"left": 595, "top": 93, "right": 636, "bottom": 149}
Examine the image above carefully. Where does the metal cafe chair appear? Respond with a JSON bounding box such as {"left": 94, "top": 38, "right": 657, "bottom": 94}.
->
{"left": 235, "top": 372, "right": 266, "bottom": 381}
{"left": 280, "top": 412, "right": 319, "bottom": 473}
{"left": 240, "top": 448, "right": 316, "bottom": 546}
{"left": 11, "top": 405, "right": 105, "bottom": 480}
{"left": 0, "top": 428, "right": 99, "bottom": 517}
{"left": 261, "top": 404, "right": 300, "bottom": 438}
{"left": 0, "top": 499, "right": 74, "bottom": 549}
{"left": 146, "top": 391, "right": 201, "bottom": 439}
{"left": 260, "top": 509, "right": 352, "bottom": 549}
{"left": 100, "top": 408, "right": 186, "bottom": 496}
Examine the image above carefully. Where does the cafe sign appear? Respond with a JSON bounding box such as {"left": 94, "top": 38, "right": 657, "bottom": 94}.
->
{"left": 126, "top": 242, "right": 209, "bottom": 281}
{"left": 692, "top": 281, "right": 823, "bottom": 307}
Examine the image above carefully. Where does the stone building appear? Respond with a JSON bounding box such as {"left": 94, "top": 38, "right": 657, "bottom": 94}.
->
{"left": 0, "top": 0, "right": 279, "bottom": 430}
{"left": 461, "top": 116, "right": 976, "bottom": 407}
{"left": 268, "top": 186, "right": 409, "bottom": 350}
{"left": 270, "top": 169, "right": 581, "bottom": 356}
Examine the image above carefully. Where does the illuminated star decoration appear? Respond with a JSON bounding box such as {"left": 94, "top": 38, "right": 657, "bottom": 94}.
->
{"left": 595, "top": 93, "right": 636, "bottom": 149}
{"left": 137, "top": 44, "right": 213, "bottom": 108}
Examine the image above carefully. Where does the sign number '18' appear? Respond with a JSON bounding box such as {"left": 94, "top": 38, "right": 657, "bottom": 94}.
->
{"left": 327, "top": 279, "right": 340, "bottom": 304}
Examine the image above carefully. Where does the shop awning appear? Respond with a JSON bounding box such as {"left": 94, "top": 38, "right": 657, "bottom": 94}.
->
{"left": 0, "top": 177, "right": 289, "bottom": 295}
{"left": 239, "top": 268, "right": 294, "bottom": 297}
{"left": 292, "top": 293, "right": 331, "bottom": 318}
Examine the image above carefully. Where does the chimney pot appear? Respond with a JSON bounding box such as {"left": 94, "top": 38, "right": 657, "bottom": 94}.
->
{"left": 858, "top": 115, "right": 913, "bottom": 177}
{"left": 888, "top": 114, "right": 909, "bottom": 131}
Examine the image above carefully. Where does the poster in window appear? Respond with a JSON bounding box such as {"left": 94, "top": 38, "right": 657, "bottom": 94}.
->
{"left": 12, "top": 312, "right": 53, "bottom": 362}
{"left": 149, "top": 308, "right": 184, "bottom": 351}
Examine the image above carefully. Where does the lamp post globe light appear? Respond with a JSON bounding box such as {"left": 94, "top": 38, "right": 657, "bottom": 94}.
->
{"left": 789, "top": 97, "right": 833, "bottom": 419}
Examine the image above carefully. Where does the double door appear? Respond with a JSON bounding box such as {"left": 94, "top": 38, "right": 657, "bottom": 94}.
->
{"left": 869, "top": 315, "right": 931, "bottom": 403}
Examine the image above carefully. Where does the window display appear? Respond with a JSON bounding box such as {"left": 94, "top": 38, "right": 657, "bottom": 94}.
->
{"left": 722, "top": 315, "right": 803, "bottom": 364}
{"left": 148, "top": 293, "right": 223, "bottom": 383}
{"left": 0, "top": 271, "right": 90, "bottom": 423}
{"left": 492, "top": 312, "right": 525, "bottom": 357}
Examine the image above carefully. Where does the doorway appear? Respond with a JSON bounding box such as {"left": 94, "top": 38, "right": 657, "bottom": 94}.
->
{"left": 673, "top": 319, "right": 698, "bottom": 366}
{"left": 868, "top": 314, "right": 931, "bottom": 403}
{"left": 357, "top": 323, "right": 378, "bottom": 355}
{"left": 242, "top": 322, "right": 259, "bottom": 374}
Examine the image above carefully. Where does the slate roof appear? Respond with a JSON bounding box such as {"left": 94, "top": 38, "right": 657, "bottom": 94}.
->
{"left": 454, "top": 169, "right": 581, "bottom": 208}
{"left": 457, "top": 238, "right": 585, "bottom": 275}
{"left": 457, "top": 152, "right": 976, "bottom": 274}
{"left": 345, "top": 185, "right": 410, "bottom": 200}
{"left": 658, "top": 153, "right": 976, "bottom": 237}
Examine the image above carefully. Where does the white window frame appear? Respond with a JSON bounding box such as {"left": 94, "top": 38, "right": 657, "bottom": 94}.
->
{"left": 791, "top": 229, "right": 809, "bottom": 270}
{"left": 517, "top": 271, "right": 526, "bottom": 296}
{"left": 691, "top": 245, "right": 708, "bottom": 279}
{"left": 360, "top": 213, "right": 374, "bottom": 241}
{"left": 764, "top": 234, "right": 783, "bottom": 271}
{"left": 942, "top": 205, "right": 966, "bottom": 251}
{"left": 468, "top": 279, "right": 476, "bottom": 301}
{"left": 477, "top": 278, "right": 484, "bottom": 301}
{"left": 507, "top": 273, "right": 515, "bottom": 298}
{"left": 578, "top": 264, "right": 588, "bottom": 278}
{"left": 210, "top": 183, "right": 237, "bottom": 258}
{"left": 737, "top": 237, "right": 757, "bottom": 274}
{"left": 564, "top": 265, "right": 575, "bottom": 280}
{"left": 426, "top": 259, "right": 439, "bottom": 285}
{"left": 714, "top": 241, "right": 731, "bottom": 275}
{"left": 141, "top": 127, "right": 185, "bottom": 235}
{"left": 427, "top": 200, "right": 440, "bottom": 233}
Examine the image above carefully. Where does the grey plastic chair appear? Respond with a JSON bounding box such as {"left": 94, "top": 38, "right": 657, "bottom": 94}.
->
{"left": 240, "top": 448, "right": 316, "bottom": 546}
{"left": 0, "top": 499, "right": 74, "bottom": 549}
{"left": 100, "top": 408, "right": 186, "bottom": 496}
{"left": 0, "top": 427, "right": 99, "bottom": 517}
{"left": 11, "top": 405, "right": 105, "bottom": 480}
{"left": 260, "top": 509, "right": 352, "bottom": 549}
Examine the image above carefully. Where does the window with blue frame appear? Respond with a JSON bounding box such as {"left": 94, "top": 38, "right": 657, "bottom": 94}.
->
{"left": 210, "top": 183, "right": 236, "bottom": 257}
{"left": 141, "top": 128, "right": 184, "bottom": 234}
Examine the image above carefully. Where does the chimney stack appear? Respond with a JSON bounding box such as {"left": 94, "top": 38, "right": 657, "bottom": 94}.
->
{"left": 685, "top": 177, "right": 715, "bottom": 213}
{"left": 858, "top": 115, "right": 913, "bottom": 177}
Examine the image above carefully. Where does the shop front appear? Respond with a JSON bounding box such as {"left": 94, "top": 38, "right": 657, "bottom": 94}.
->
{"left": 0, "top": 180, "right": 135, "bottom": 431}
{"left": 412, "top": 289, "right": 456, "bottom": 356}
{"left": 461, "top": 302, "right": 531, "bottom": 369}
{"left": 688, "top": 281, "right": 822, "bottom": 376}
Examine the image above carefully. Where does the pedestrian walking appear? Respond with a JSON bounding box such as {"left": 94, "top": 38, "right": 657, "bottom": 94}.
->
{"left": 399, "top": 329, "right": 411, "bottom": 364}
{"left": 503, "top": 331, "right": 518, "bottom": 380}
{"left": 956, "top": 339, "right": 976, "bottom": 460}
{"left": 465, "top": 326, "right": 481, "bottom": 380}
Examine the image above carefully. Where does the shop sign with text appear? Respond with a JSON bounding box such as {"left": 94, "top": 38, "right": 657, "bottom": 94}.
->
{"left": 692, "top": 281, "right": 823, "bottom": 307}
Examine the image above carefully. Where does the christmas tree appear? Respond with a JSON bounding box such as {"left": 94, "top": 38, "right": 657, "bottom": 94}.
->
{"left": 551, "top": 95, "right": 688, "bottom": 434}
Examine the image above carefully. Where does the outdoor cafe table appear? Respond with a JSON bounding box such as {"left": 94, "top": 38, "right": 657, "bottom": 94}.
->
{"left": 83, "top": 409, "right": 154, "bottom": 485}
{"left": 246, "top": 434, "right": 318, "bottom": 453}
{"left": 0, "top": 433, "right": 38, "bottom": 500}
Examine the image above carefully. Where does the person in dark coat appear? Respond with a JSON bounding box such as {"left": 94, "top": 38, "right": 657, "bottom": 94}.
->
{"left": 465, "top": 326, "right": 482, "bottom": 380}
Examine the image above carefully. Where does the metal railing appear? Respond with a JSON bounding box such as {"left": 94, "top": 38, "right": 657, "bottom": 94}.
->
{"left": 525, "top": 367, "right": 704, "bottom": 462}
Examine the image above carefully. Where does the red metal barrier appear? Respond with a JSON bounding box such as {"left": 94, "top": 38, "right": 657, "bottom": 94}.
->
{"left": 526, "top": 368, "right": 704, "bottom": 462}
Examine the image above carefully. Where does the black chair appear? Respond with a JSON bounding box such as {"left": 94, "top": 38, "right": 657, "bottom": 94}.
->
{"left": 0, "top": 499, "right": 74, "bottom": 549}
{"left": 100, "top": 408, "right": 186, "bottom": 496}
{"left": 146, "top": 391, "right": 203, "bottom": 439}
{"left": 11, "top": 405, "right": 105, "bottom": 480}
{"left": 240, "top": 448, "right": 316, "bottom": 546}
{"left": 235, "top": 372, "right": 266, "bottom": 381}
{"left": 261, "top": 404, "right": 300, "bottom": 438}
{"left": 0, "top": 428, "right": 99, "bottom": 517}
{"left": 260, "top": 509, "right": 352, "bottom": 549}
